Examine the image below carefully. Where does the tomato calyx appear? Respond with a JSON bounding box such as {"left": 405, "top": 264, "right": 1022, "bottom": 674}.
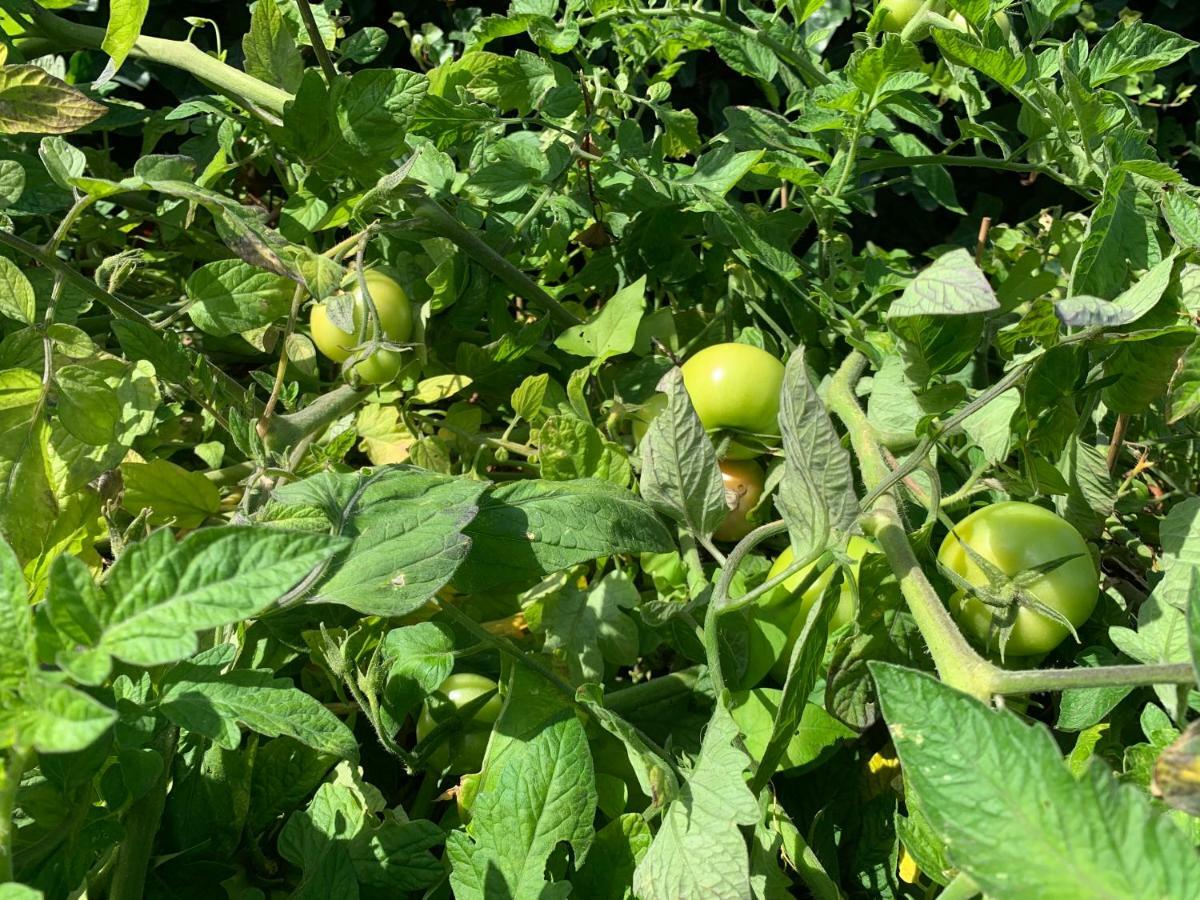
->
{"left": 938, "top": 531, "right": 1087, "bottom": 660}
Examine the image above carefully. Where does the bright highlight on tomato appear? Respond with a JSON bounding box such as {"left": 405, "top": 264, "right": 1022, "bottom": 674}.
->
{"left": 416, "top": 673, "right": 502, "bottom": 775}
{"left": 938, "top": 501, "right": 1099, "bottom": 656}
{"left": 309, "top": 269, "right": 413, "bottom": 384}
{"left": 714, "top": 458, "right": 766, "bottom": 543}
{"left": 679, "top": 343, "right": 784, "bottom": 457}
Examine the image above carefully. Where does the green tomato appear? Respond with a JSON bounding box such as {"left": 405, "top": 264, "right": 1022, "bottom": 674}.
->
{"left": 938, "top": 502, "right": 1098, "bottom": 657}
{"left": 734, "top": 536, "right": 876, "bottom": 689}
{"left": 876, "top": 0, "right": 926, "bottom": 32}
{"left": 309, "top": 270, "right": 413, "bottom": 383}
{"left": 631, "top": 392, "right": 759, "bottom": 459}
{"left": 713, "top": 458, "right": 766, "bottom": 543}
{"left": 948, "top": 9, "right": 1012, "bottom": 38}
{"left": 679, "top": 343, "right": 785, "bottom": 455}
{"left": 416, "top": 673, "right": 502, "bottom": 775}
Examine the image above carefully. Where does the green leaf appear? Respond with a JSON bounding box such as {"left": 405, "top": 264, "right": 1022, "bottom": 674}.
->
{"left": 731, "top": 689, "right": 853, "bottom": 772}
{"left": 0, "top": 65, "right": 107, "bottom": 134}
{"left": 633, "top": 703, "right": 759, "bottom": 900}
{"left": 1102, "top": 328, "right": 1195, "bottom": 415}
{"left": 333, "top": 69, "right": 428, "bottom": 159}
{"left": 455, "top": 479, "right": 674, "bottom": 593}
{"left": 186, "top": 258, "right": 296, "bottom": 336}
{"left": 1086, "top": 22, "right": 1198, "bottom": 87}
{"left": 380, "top": 622, "right": 455, "bottom": 723}
{"left": 537, "top": 415, "right": 632, "bottom": 486}
{"left": 1169, "top": 340, "right": 1200, "bottom": 424}
{"left": 160, "top": 646, "right": 359, "bottom": 760}
{"left": 100, "top": 0, "right": 149, "bottom": 75}
{"left": 932, "top": 29, "right": 1026, "bottom": 88}
{"left": 120, "top": 458, "right": 220, "bottom": 528}
{"left": 778, "top": 346, "right": 857, "bottom": 561}
{"left": 54, "top": 359, "right": 157, "bottom": 448}
{"left": 873, "top": 663, "right": 1200, "bottom": 898}
{"left": 0, "top": 158, "right": 26, "bottom": 208}
{"left": 537, "top": 571, "right": 639, "bottom": 684}
{"left": 0, "top": 675, "right": 115, "bottom": 753}
{"left": 960, "top": 388, "right": 1020, "bottom": 464}
{"left": 267, "top": 467, "right": 485, "bottom": 616}
{"left": 97, "top": 526, "right": 344, "bottom": 666}
{"left": 0, "top": 255, "right": 34, "bottom": 324}
{"left": 0, "top": 534, "right": 31, "bottom": 692}
{"left": 1055, "top": 254, "right": 1175, "bottom": 328}
{"left": 574, "top": 815, "right": 652, "bottom": 900}
{"left": 511, "top": 373, "right": 549, "bottom": 422}
{"left": 1069, "top": 170, "right": 1160, "bottom": 300}
{"left": 887, "top": 248, "right": 999, "bottom": 318}
{"left": 0, "top": 369, "right": 56, "bottom": 564}
{"left": 555, "top": 276, "right": 646, "bottom": 362}
{"left": 243, "top": 0, "right": 303, "bottom": 93}
{"left": 638, "top": 368, "right": 725, "bottom": 537}
{"left": 447, "top": 667, "right": 595, "bottom": 898}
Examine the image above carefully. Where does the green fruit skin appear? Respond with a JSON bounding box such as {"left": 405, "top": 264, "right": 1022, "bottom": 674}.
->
{"left": 310, "top": 270, "right": 412, "bottom": 383}
{"left": 948, "top": 9, "right": 1012, "bottom": 38}
{"left": 877, "top": 0, "right": 926, "bottom": 32}
{"left": 679, "top": 343, "right": 785, "bottom": 448}
{"left": 938, "top": 501, "right": 1098, "bottom": 656}
{"left": 736, "top": 536, "right": 875, "bottom": 688}
{"left": 416, "top": 673, "right": 503, "bottom": 775}
{"left": 631, "top": 390, "right": 761, "bottom": 460}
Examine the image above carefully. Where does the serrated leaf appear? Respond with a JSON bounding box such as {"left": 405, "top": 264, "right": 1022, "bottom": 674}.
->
{"left": 555, "top": 276, "right": 646, "bottom": 362}
{"left": 0, "top": 65, "right": 107, "bottom": 135}
{"left": 1086, "top": 21, "right": 1198, "bottom": 87}
{"left": 873, "top": 663, "right": 1200, "bottom": 898}
{"left": 1055, "top": 254, "right": 1175, "bottom": 327}
{"left": 455, "top": 479, "right": 674, "bottom": 593}
{"left": 186, "top": 258, "right": 295, "bottom": 336}
{"left": 120, "top": 458, "right": 220, "bottom": 528}
{"left": 0, "top": 675, "right": 115, "bottom": 753}
{"left": 244, "top": 0, "right": 303, "bottom": 93}
{"left": 447, "top": 672, "right": 595, "bottom": 899}
{"left": 160, "top": 647, "right": 359, "bottom": 760}
{"left": 97, "top": 526, "right": 344, "bottom": 666}
{"left": 268, "top": 466, "right": 485, "bottom": 615}
{"left": 633, "top": 704, "right": 759, "bottom": 900}
{"left": 638, "top": 369, "right": 725, "bottom": 537}
{"left": 888, "top": 249, "right": 999, "bottom": 318}
{"left": 538, "top": 571, "right": 639, "bottom": 684}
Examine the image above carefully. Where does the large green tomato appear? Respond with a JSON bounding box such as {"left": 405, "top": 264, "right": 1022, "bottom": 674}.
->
{"left": 416, "top": 673, "right": 502, "bottom": 775}
{"left": 310, "top": 270, "right": 413, "bottom": 384}
{"left": 876, "top": 0, "right": 926, "bottom": 32}
{"left": 714, "top": 458, "right": 765, "bottom": 543}
{"left": 938, "top": 502, "right": 1098, "bottom": 657}
{"left": 733, "top": 536, "right": 876, "bottom": 689}
{"left": 679, "top": 343, "right": 784, "bottom": 458}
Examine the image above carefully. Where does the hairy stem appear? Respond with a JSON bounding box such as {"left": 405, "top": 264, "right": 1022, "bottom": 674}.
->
{"left": 109, "top": 727, "right": 178, "bottom": 900}
{"left": 0, "top": 748, "right": 32, "bottom": 883}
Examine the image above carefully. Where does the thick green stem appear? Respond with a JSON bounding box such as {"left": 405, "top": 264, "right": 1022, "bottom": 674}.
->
{"left": 0, "top": 748, "right": 32, "bottom": 883}
{"left": 989, "top": 662, "right": 1195, "bottom": 693}
{"left": 937, "top": 872, "right": 981, "bottom": 900}
{"left": 109, "top": 727, "right": 178, "bottom": 900}
{"left": 24, "top": 7, "right": 289, "bottom": 117}
{"left": 606, "top": 667, "right": 705, "bottom": 713}
{"left": 264, "top": 384, "right": 370, "bottom": 452}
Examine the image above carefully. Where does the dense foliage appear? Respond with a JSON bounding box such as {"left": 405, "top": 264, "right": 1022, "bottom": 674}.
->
{"left": 1, "top": 1, "right": 1199, "bottom": 898}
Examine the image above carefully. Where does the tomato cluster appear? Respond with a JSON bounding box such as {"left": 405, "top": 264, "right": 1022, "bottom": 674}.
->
{"left": 309, "top": 270, "right": 413, "bottom": 384}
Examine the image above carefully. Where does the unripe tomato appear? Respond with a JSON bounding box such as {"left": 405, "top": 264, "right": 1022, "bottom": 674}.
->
{"left": 416, "top": 673, "right": 502, "bottom": 775}
{"left": 309, "top": 270, "right": 413, "bottom": 384}
{"left": 938, "top": 502, "right": 1098, "bottom": 656}
{"left": 948, "top": 9, "right": 1012, "bottom": 38}
{"left": 876, "top": 0, "right": 926, "bottom": 32}
{"left": 734, "top": 536, "right": 876, "bottom": 688}
{"left": 713, "top": 459, "right": 766, "bottom": 543}
{"left": 679, "top": 343, "right": 784, "bottom": 457}
{"left": 630, "top": 393, "right": 667, "bottom": 446}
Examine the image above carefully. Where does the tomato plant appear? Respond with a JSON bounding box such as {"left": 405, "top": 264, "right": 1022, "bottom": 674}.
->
{"left": 1, "top": 0, "right": 1198, "bottom": 897}
{"left": 938, "top": 502, "right": 1100, "bottom": 656}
